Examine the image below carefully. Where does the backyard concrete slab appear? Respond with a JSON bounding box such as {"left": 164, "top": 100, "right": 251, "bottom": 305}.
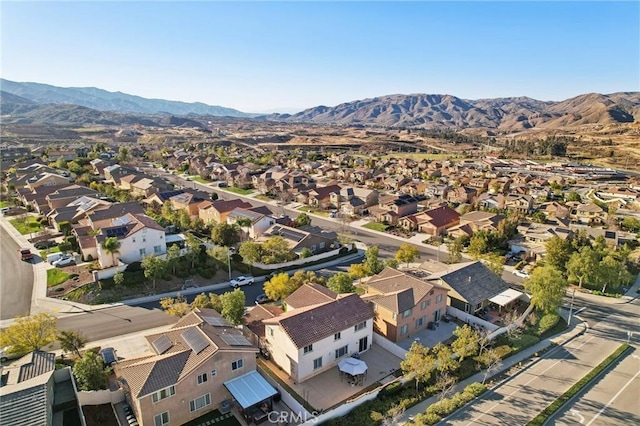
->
{"left": 397, "top": 320, "right": 458, "bottom": 350}
{"left": 261, "top": 343, "right": 402, "bottom": 411}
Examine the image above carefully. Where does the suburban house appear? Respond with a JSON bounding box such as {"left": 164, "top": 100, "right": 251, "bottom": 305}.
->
{"left": 198, "top": 199, "right": 252, "bottom": 225}
{"left": 43, "top": 185, "right": 101, "bottom": 214}
{"left": 297, "top": 184, "right": 342, "bottom": 209}
{"left": 0, "top": 351, "right": 79, "bottom": 426}
{"left": 226, "top": 206, "right": 276, "bottom": 239}
{"left": 47, "top": 150, "right": 77, "bottom": 162}
{"left": 243, "top": 304, "right": 285, "bottom": 350}
{"left": 115, "top": 308, "right": 276, "bottom": 426}
{"left": 260, "top": 224, "right": 339, "bottom": 256}
{"left": 572, "top": 202, "right": 606, "bottom": 225}
{"left": 421, "top": 261, "right": 513, "bottom": 314}
{"left": 371, "top": 194, "right": 424, "bottom": 225}
{"left": 330, "top": 186, "right": 379, "bottom": 216}
{"left": 362, "top": 268, "right": 449, "bottom": 343}
{"left": 168, "top": 190, "right": 210, "bottom": 219}
{"left": 25, "top": 172, "right": 71, "bottom": 191}
{"left": 73, "top": 202, "right": 166, "bottom": 267}
{"left": 284, "top": 282, "right": 338, "bottom": 310}
{"left": 446, "top": 186, "right": 477, "bottom": 204}
{"left": 398, "top": 205, "right": 460, "bottom": 236}
{"left": 47, "top": 196, "right": 112, "bottom": 231}
{"left": 263, "top": 292, "right": 374, "bottom": 383}
{"left": 448, "top": 211, "right": 505, "bottom": 239}
{"left": 498, "top": 194, "right": 534, "bottom": 214}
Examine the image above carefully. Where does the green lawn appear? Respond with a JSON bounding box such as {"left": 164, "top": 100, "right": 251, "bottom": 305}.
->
{"left": 9, "top": 216, "right": 44, "bottom": 235}
{"left": 0, "top": 201, "right": 11, "bottom": 208}
{"left": 191, "top": 176, "right": 209, "bottom": 184}
{"left": 297, "top": 206, "right": 329, "bottom": 217}
{"left": 40, "top": 246, "right": 61, "bottom": 259}
{"left": 47, "top": 269, "right": 71, "bottom": 287}
{"left": 363, "top": 222, "right": 389, "bottom": 232}
{"left": 253, "top": 194, "right": 272, "bottom": 202}
{"left": 221, "top": 187, "right": 254, "bottom": 195}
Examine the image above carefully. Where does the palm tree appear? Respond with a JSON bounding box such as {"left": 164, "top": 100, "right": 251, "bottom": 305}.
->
{"left": 101, "top": 237, "right": 121, "bottom": 266}
{"left": 235, "top": 217, "right": 252, "bottom": 241}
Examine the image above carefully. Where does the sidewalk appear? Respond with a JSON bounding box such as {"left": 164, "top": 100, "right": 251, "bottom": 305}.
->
{"left": 398, "top": 311, "right": 587, "bottom": 424}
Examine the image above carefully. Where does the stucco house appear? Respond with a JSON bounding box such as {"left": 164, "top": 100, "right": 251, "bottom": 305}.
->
{"left": 198, "top": 199, "right": 253, "bottom": 225}
{"left": 226, "top": 206, "right": 276, "bottom": 239}
{"left": 115, "top": 309, "right": 275, "bottom": 426}
{"left": 263, "top": 292, "right": 374, "bottom": 383}
{"left": 363, "top": 268, "right": 449, "bottom": 343}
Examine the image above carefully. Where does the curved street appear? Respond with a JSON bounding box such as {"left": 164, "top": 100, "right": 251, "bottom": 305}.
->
{"left": 0, "top": 224, "right": 34, "bottom": 320}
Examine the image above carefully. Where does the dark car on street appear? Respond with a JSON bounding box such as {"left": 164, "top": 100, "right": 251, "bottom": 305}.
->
{"left": 255, "top": 294, "right": 273, "bottom": 305}
{"left": 99, "top": 347, "right": 117, "bottom": 366}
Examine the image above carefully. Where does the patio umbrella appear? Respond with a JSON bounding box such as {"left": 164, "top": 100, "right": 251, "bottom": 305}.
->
{"left": 338, "top": 357, "right": 368, "bottom": 376}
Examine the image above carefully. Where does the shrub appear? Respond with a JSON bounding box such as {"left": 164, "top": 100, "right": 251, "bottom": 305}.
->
{"left": 510, "top": 334, "right": 540, "bottom": 352}
{"left": 58, "top": 242, "right": 72, "bottom": 252}
{"left": 380, "top": 381, "right": 404, "bottom": 397}
{"left": 465, "top": 382, "right": 487, "bottom": 396}
{"left": 414, "top": 412, "right": 441, "bottom": 425}
{"left": 536, "top": 313, "right": 560, "bottom": 336}
{"left": 493, "top": 345, "right": 513, "bottom": 359}
{"left": 127, "top": 261, "right": 143, "bottom": 272}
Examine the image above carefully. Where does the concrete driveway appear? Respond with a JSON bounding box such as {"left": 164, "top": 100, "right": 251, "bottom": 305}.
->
{"left": 397, "top": 320, "right": 458, "bottom": 350}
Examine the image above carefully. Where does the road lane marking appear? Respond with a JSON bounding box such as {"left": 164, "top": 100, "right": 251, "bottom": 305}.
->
{"left": 570, "top": 409, "right": 584, "bottom": 424}
{"left": 464, "top": 334, "right": 598, "bottom": 426}
{"left": 585, "top": 368, "right": 640, "bottom": 426}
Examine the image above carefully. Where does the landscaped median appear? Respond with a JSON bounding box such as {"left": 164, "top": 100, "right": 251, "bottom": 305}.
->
{"left": 526, "top": 343, "right": 632, "bottom": 426}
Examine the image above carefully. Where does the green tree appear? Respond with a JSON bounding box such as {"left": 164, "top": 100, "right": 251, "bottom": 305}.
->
{"left": 142, "top": 254, "right": 167, "bottom": 291}
{"left": 295, "top": 213, "right": 312, "bottom": 227}
{"left": 595, "top": 255, "right": 632, "bottom": 293}
{"left": 117, "top": 146, "right": 129, "bottom": 162}
{"left": 73, "top": 351, "right": 109, "bottom": 391}
{"left": 264, "top": 273, "right": 293, "bottom": 301}
{"left": 166, "top": 244, "right": 182, "bottom": 275}
{"left": 211, "top": 223, "right": 240, "bottom": 247}
{"left": 348, "top": 262, "right": 369, "bottom": 284}
{"left": 101, "top": 237, "right": 121, "bottom": 266}
{"left": 451, "top": 325, "right": 479, "bottom": 362}
{"left": 113, "top": 271, "right": 125, "bottom": 287}
{"left": 566, "top": 246, "right": 599, "bottom": 288}
{"left": 477, "top": 347, "right": 503, "bottom": 385}
{"left": 525, "top": 264, "right": 567, "bottom": 313}
{"left": 565, "top": 191, "right": 581, "bottom": 202}
{"left": 235, "top": 217, "right": 252, "bottom": 240}
{"left": 432, "top": 342, "right": 459, "bottom": 373}
{"left": 327, "top": 273, "right": 355, "bottom": 293}
{"left": 185, "top": 233, "right": 201, "bottom": 269}
{"left": 190, "top": 292, "right": 223, "bottom": 312}
{"left": 364, "top": 245, "right": 384, "bottom": 275}
{"left": 384, "top": 258, "right": 400, "bottom": 269}
{"left": 299, "top": 247, "right": 313, "bottom": 258}
{"left": 544, "top": 236, "right": 573, "bottom": 274}
{"left": 239, "top": 241, "right": 262, "bottom": 274}
{"left": 447, "top": 237, "right": 465, "bottom": 264}
{"left": 57, "top": 330, "right": 87, "bottom": 358}
{"left": 530, "top": 211, "right": 547, "bottom": 224}
{"left": 289, "top": 270, "right": 325, "bottom": 288}
{"left": 395, "top": 243, "right": 420, "bottom": 267}
{"left": 160, "top": 294, "right": 190, "bottom": 317}
{"left": 262, "top": 236, "right": 296, "bottom": 264}
{"left": 467, "top": 230, "right": 489, "bottom": 259}
{"left": 0, "top": 313, "right": 58, "bottom": 354}
{"left": 401, "top": 342, "right": 436, "bottom": 393}
{"left": 482, "top": 252, "right": 505, "bottom": 276}
{"left": 221, "top": 289, "right": 246, "bottom": 325}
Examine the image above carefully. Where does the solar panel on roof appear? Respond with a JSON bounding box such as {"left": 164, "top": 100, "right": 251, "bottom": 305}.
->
{"left": 151, "top": 335, "right": 173, "bottom": 354}
{"left": 220, "top": 333, "right": 252, "bottom": 346}
{"left": 203, "top": 316, "right": 232, "bottom": 327}
{"left": 181, "top": 328, "right": 210, "bottom": 354}
{"left": 604, "top": 231, "right": 616, "bottom": 239}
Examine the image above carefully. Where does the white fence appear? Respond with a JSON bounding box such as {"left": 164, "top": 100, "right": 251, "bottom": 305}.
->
{"left": 372, "top": 333, "right": 407, "bottom": 359}
{"left": 76, "top": 389, "right": 125, "bottom": 406}
{"left": 93, "top": 264, "right": 129, "bottom": 281}
{"left": 446, "top": 306, "right": 500, "bottom": 332}
{"left": 253, "top": 247, "right": 345, "bottom": 271}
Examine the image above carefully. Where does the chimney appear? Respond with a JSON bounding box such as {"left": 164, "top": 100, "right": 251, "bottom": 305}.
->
{"left": 468, "top": 276, "right": 471, "bottom": 283}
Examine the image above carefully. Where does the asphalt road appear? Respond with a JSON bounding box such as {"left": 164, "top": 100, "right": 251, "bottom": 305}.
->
{"left": 0, "top": 224, "right": 34, "bottom": 320}
{"left": 548, "top": 350, "right": 640, "bottom": 426}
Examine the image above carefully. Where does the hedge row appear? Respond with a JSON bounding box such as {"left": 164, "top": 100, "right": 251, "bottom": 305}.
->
{"left": 412, "top": 382, "right": 488, "bottom": 425}
{"left": 527, "top": 343, "right": 631, "bottom": 426}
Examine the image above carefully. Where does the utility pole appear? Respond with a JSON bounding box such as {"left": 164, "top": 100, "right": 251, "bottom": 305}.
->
{"left": 227, "top": 248, "right": 232, "bottom": 281}
{"left": 567, "top": 288, "right": 576, "bottom": 325}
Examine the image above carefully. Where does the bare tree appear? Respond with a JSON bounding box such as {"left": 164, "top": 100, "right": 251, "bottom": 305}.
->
{"left": 477, "top": 327, "right": 493, "bottom": 356}
{"left": 503, "top": 310, "right": 523, "bottom": 340}
{"left": 478, "top": 348, "right": 503, "bottom": 385}
{"left": 382, "top": 406, "right": 405, "bottom": 426}
{"left": 435, "top": 371, "right": 456, "bottom": 401}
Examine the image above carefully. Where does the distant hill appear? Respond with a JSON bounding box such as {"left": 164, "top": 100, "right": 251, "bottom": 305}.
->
{"left": 0, "top": 79, "right": 253, "bottom": 117}
{"left": 270, "top": 92, "right": 640, "bottom": 131}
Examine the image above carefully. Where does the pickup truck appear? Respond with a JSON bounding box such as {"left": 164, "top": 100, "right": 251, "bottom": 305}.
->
{"left": 19, "top": 248, "right": 33, "bottom": 262}
{"left": 230, "top": 276, "right": 254, "bottom": 288}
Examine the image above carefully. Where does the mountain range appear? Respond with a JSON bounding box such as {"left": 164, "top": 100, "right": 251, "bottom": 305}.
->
{"left": 1, "top": 79, "right": 639, "bottom": 131}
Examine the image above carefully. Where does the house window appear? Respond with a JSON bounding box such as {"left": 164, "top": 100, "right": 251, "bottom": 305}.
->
{"left": 231, "top": 359, "right": 244, "bottom": 371}
{"left": 189, "top": 393, "right": 211, "bottom": 412}
{"left": 392, "top": 313, "right": 396, "bottom": 320}
{"left": 211, "top": 369, "right": 217, "bottom": 377}
{"left": 421, "top": 301, "right": 427, "bottom": 310}
{"left": 436, "top": 295, "right": 443, "bottom": 304}
{"left": 151, "top": 386, "right": 175, "bottom": 403}
{"left": 319, "top": 242, "right": 325, "bottom": 249}
{"left": 430, "top": 289, "right": 434, "bottom": 295}
{"left": 154, "top": 412, "right": 169, "bottom": 426}
{"left": 354, "top": 321, "right": 366, "bottom": 332}
{"left": 303, "top": 344, "right": 313, "bottom": 354}
{"left": 154, "top": 245, "right": 161, "bottom": 254}
{"left": 132, "top": 238, "right": 136, "bottom": 243}
{"left": 197, "top": 373, "right": 207, "bottom": 385}
{"left": 143, "top": 238, "right": 146, "bottom": 243}
{"left": 311, "top": 245, "right": 316, "bottom": 252}
{"left": 416, "top": 317, "right": 425, "bottom": 328}
{"left": 269, "top": 328, "right": 274, "bottom": 337}
{"left": 335, "top": 345, "right": 349, "bottom": 359}
{"left": 400, "top": 324, "right": 409, "bottom": 335}
{"left": 334, "top": 332, "right": 341, "bottom": 341}
{"left": 402, "top": 308, "right": 412, "bottom": 318}
{"left": 313, "top": 357, "right": 323, "bottom": 370}
{"left": 139, "top": 248, "right": 146, "bottom": 257}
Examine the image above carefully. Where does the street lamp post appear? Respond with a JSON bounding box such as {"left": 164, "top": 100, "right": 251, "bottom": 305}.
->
{"left": 227, "top": 248, "right": 232, "bottom": 281}
{"left": 567, "top": 288, "right": 576, "bottom": 325}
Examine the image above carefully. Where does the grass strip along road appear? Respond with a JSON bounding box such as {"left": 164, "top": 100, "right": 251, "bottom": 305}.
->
{"left": 527, "top": 343, "right": 632, "bottom": 426}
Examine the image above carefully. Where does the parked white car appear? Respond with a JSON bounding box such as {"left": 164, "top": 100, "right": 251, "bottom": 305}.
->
{"left": 513, "top": 269, "right": 530, "bottom": 279}
{"left": 230, "top": 276, "right": 254, "bottom": 288}
{"left": 52, "top": 254, "right": 75, "bottom": 267}
{"left": 1, "top": 346, "right": 22, "bottom": 363}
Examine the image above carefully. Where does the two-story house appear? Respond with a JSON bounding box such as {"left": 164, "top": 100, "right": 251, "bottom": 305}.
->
{"left": 263, "top": 292, "right": 374, "bottom": 383}
{"left": 198, "top": 199, "right": 253, "bottom": 225}
{"left": 398, "top": 205, "right": 460, "bottom": 236}
{"left": 227, "top": 206, "right": 276, "bottom": 239}
{"left": 363, "top": 268, "right": 449, "bottom": 343}
{"left": 116, "top": 308, "right": 276, "bottom": 426}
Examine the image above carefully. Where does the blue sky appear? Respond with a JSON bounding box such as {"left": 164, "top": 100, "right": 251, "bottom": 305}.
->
{"left": 2, "top": 1, "right": 638, "bottom": 113}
